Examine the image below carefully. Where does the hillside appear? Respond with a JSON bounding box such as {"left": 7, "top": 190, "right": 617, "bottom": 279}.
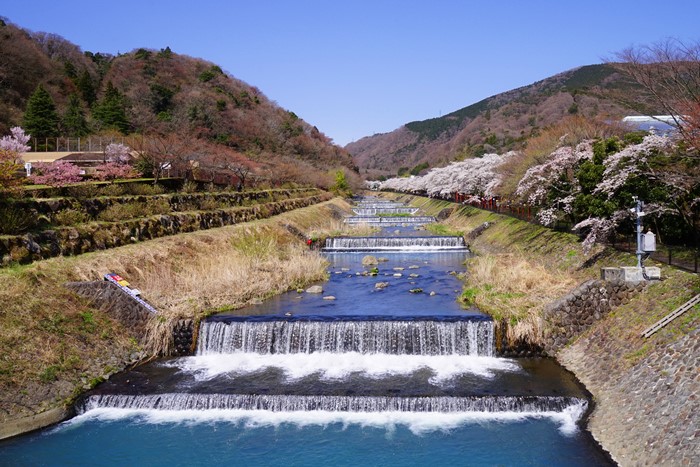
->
{"left": 347, "top": 64, "right": 653, "bottom": 178}
{"left": 0, "top": 18, "right": 356, "bottom": 187}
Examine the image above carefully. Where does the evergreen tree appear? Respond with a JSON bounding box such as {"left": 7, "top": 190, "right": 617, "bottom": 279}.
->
{"left": 63, "top": 93, "right": 89, "bottom": 136}
{"left": 77, "top": 70, "right": 97, "bottom": 106}
{"left": 93, "top": 82, "right": 130, "bottom": 134}
{"left": 22, "top": 84, "right": 60, "bottom": 139}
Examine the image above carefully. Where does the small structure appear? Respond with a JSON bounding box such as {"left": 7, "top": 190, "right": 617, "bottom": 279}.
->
{"left": 104, "top": 273, "right": 158, "bottom": 314}
{"left": 601, "top": 197, "right": 660, "bottom": 282}
{"left": 622, "top": 115, "right": 679, "bottom": 134}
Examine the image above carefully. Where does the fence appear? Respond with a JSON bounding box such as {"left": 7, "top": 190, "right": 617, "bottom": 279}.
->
{"left": 610, "top": 235, "right": 699, "bottom": 274}
{"left": 29, "top": 137, "right": 126, "bottom": 152}
{"left": 451, "top": 194, "right": 699, "bottom": 274}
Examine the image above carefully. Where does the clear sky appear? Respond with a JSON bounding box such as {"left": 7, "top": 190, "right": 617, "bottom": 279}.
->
{"left": 3, "top": 1, "right": 699, "bottom": 146}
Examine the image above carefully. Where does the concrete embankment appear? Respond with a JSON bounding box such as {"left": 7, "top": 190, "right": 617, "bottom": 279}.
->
{"left": 385, "top": 192, "right": 699, "bottom": 466}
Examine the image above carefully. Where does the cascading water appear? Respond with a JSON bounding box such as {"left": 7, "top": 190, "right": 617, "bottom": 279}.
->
{"left": 324, "top": 236, "right": 467, "bottom": 251}
{"left": 352, "top": 207, "right": 419, "bottom": 215}
{"left": 344, "top": 215, "right": 436, "bottom": 224}
{"left": 353, "top": 202, "right": 406, "bottom": 209}
{"left": 0, "top": 196, "right": 611, "bottom": 466}
{"left": 197, "top": 319, "right": 493, "bottom": 356}
{"left": 79, "top": 393, "right": 586, "bottom": 414}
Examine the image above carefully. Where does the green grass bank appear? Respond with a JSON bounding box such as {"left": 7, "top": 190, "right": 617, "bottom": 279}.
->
{"left": 380, "top": 192, "right": 699, "bottom": 465}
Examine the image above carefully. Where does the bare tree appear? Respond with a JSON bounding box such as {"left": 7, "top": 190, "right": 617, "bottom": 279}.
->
{"left": 612, "top": 38, "right": 700, "bottom": 153}
{"left": 195, "top": 145, "right": 258, "bottom": 190}
{"left": 129, "top": 133, "right": 193, "bottom": 184}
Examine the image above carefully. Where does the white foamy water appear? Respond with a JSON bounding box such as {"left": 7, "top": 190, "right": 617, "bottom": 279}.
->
{"left": 168, "top": 352, "right": 521, "bottom": 383}
{"left": 66, "top": 404, "right": 584, "bottom": 436}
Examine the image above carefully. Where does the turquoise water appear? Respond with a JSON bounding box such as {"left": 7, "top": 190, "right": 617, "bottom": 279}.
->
{"left": 0, "top": 411, "right": 611, "bottom": 466}
{"left": 0, "top": 216, "right": 613, "bottom": 466}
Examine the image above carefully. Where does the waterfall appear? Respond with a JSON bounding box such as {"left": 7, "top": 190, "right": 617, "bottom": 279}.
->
{"left": 344, "top": 216, "right": 436, "bottom": 225}
{"left": 352, "top": 207, "right": 420, "bottom": 216}
{"left": 79, "top": 393, "right": 586, "bottom": 414}
{"left": 197, "top": 319, "right": 493, "bottom": 356}
{"left": 354, "top": 202, "right": 406, "bottom": 209}
{"left": 323, "top": 236, "right": 467, "bottom": 251}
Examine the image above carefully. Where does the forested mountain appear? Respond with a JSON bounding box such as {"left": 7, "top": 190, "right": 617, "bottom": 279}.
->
{"left": 347, "top": 65, "right": 656, "bottom": 178}
{"left": 0, "top": 18, "right": 356, "bottom": 187}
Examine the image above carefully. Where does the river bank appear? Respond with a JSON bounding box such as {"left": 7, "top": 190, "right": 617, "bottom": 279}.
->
{"left": 384, "top": 192, "right": 699, "bottom": 466}
{"left": 0, "top": 197, "right": 355, "bottom": 439}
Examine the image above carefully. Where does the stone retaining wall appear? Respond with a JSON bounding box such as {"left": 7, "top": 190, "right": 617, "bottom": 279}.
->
{"left": 65, "top": 281, "right": 155, "bottom": 340}
{"left": 492, "top": 279, "right": 645, "bottom": 357}
{"left": 543, "top": 279, "right": 645, "bottom": 354}
{"left": 1, "top": 193, "right": 332, "bottom": 265}
{"left": 559, "top": 315, "right": 699, "bottom": 466}
{"left": 173, "top": 320, "right": 195, "bottom": 356}
{"left": 6, "top": 188, "right": 320, "bottom": 221}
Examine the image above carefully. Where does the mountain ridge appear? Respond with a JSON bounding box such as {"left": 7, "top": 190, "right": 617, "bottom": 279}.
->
{"left": 346, "top": 64, "right": 648, "bottom": 178}
{"left": 0, "top": 17, "right": 356, "bottom": 187}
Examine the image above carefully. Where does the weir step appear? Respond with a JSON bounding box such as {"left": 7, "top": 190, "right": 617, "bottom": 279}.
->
{"left": 79, "top": 393, "right": 586, "bottom": 414}
{"left": 641, "top": 293, "right": 700, "bottom": 338}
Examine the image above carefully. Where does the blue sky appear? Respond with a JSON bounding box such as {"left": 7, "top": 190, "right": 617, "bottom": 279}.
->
{"left": 3, "top": 1, "right": 699, "bottom": 146}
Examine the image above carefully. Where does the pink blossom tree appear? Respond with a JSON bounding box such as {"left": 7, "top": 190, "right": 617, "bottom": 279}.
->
{"left": 515, "top": 141, "right": 594, "bottom": 226}
{"left": 0, "top": 127, "right": 31, "bottom": 189}
{"left": 93, "top": 162, "right": 138, "bottom": 183}
{"left": 30, "top": 160, "right": 83, "bottom": 187}
{"left": 95, "top": 142, "right": 137, "bottom": 183}
{"left": 573, "top": 134, "right": 697, "bottom": 251}
{"left": 380, "top": 152, "right": 513, "bottom": 199}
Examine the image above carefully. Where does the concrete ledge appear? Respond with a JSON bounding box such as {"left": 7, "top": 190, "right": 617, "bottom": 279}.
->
{"left": 601, "top": 266, "right": 660, "bottom": 282}
{"left": 0, "top": 406, "right": 72, "bottom": 440}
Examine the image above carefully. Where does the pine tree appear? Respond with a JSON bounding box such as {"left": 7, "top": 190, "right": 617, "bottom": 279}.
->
{"left": 76, "top": 70, "right": 97, "bottom": 106}
{"left": 93, "top": 82, "right": 130, "bottom": 134}
{"left": 63, "top": 94, "right": 89, "bottom": 136}
{"left": 22, "top": 84, "right": 60, "bottom": 139}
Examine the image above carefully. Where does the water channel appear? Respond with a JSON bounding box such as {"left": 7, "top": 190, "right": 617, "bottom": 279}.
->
{"left": 0, "top": 197, "right": 612, "bottom": 466}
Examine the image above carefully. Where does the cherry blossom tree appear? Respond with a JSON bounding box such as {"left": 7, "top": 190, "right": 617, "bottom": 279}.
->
{"left": 130, "top": 134, "right": 180, "bottom": 183}
{"left": 0, "top": 127, "right": 31, "bottom": 189}
{"left": 104, "top": 142, "right": 132, "bottom": 163}
{"left": 30, "top": 160, "right": 82, "bottom": 187}
{"left": 579, "top": 133, "right": 698, "bottom": 248}
{"left": 94, "top": 142, "right": 138, "bottom": 183}
{"left": 93, "top": 162, "right": 138, "bottom": 183}
{"left": 380, "top": 152, "right": 514, "bottom": 199}
{"left": 515, "top": 141, "right": 594, "bottom": 225}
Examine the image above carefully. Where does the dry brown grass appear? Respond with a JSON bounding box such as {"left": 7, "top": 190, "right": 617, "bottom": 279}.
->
{"left": 67, "top": 200, "right": 355, "bottom": 353}
{"left": 0, "top": 198, "right": 352, "bottom": 420}
{"left": 462, "top": 252, "right": 577, "bottom": 344}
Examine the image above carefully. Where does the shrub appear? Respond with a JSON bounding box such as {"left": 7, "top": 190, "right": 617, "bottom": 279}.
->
{"left": 97, "top": 199, "right": 171, "bottom": 222}
{"left": 39, "top": 365, "right": 60, "bottom": 383}
{"left": 66, "top": 184, "right": 100, "bottom": 198}
{"left": 145, "top": 198, "right": 171, "bottom": 215}
{"left": 200, "top": 198, "right": 224, "bottom": 211}
{"left": 180, "top": 180, "right": 198, "bottom": 193}
{"left": 53, "top": 208, "right": 90, "bottom": 226}
{"left": 125, "top": 183, "right": 166, "bottom": 196}
{"left": 98, "top": 184, "right": 127, "bottom": 197}
{"left": 0, "top": 205, "right": 40, "bottom": 234}
{"left": 98, "top": 203, "right": 140, "bottom": 222}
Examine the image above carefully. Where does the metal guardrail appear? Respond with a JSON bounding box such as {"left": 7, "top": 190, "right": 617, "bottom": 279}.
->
{"left": 641, "top": 294, "right": 700, "bottom": 338}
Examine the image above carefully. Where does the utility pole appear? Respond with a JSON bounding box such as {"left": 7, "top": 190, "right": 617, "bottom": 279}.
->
{"left": 632, "top": 196, "right": 644, "bottom": 268}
